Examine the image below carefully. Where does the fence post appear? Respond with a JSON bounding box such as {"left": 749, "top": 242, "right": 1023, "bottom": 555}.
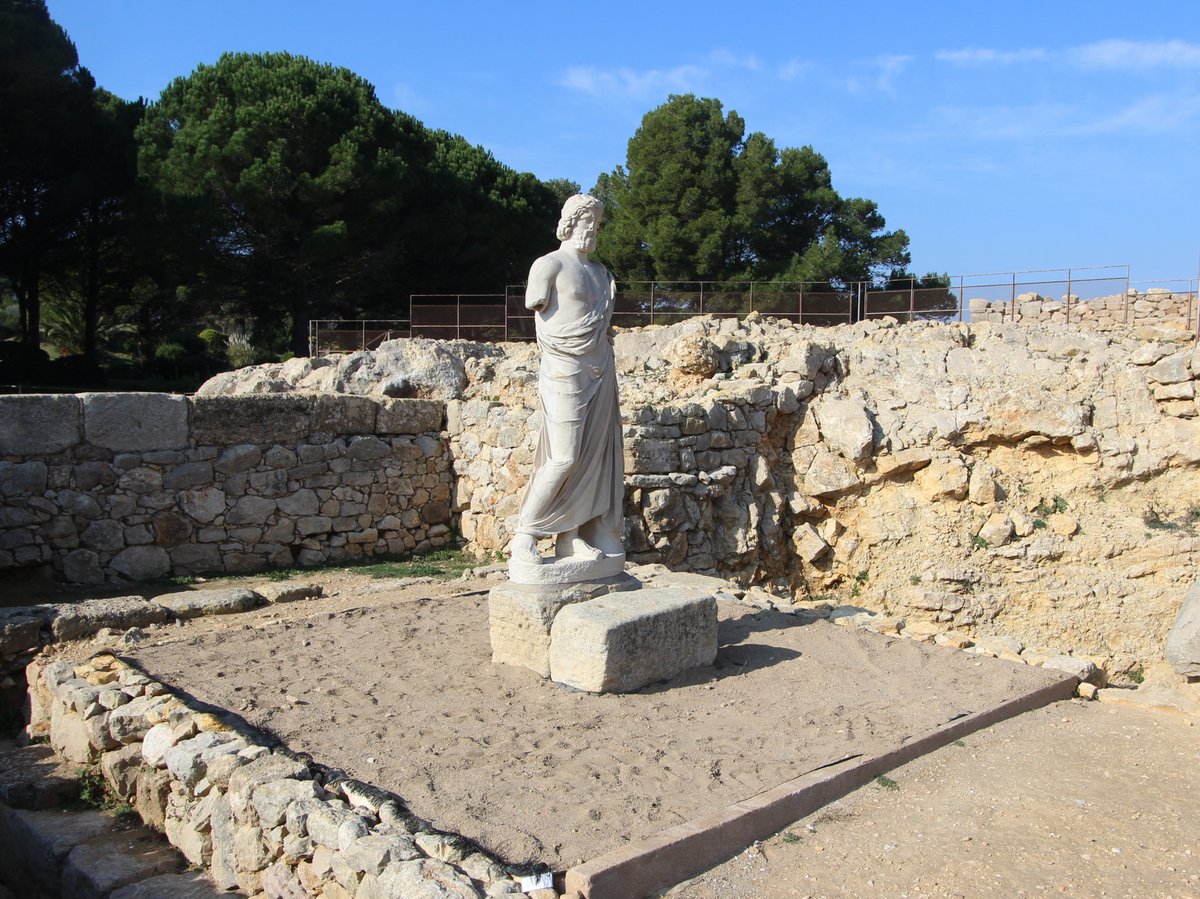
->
{"left": 909, "top": 279, "right": 915, "bottom": 322}
{"left": 1010, "top": 274, "right": 1016, "bottom": 323}
{"left": 1066, "top": 269, "right": 1072, "bottom": 324}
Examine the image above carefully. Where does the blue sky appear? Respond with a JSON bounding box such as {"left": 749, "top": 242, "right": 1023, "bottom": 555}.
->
{"left": 47, "top": 1, "right": 1200, "bottom": 287}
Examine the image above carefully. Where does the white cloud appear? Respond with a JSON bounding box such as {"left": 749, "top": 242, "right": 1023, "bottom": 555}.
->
{"left": 936, "top": 39, "right": 1200, "bottom": 71}
{"left": 1067, "top": 38, "right": 1200, "bottom": 70}
{"left": 708, "top": 48, "right": 762, "bottom": 71}
{"left": 846, "top": 54, "right": 912, "bottom": 96}
{"left": 778, "top": 58, "right": 813, "bottom": 82}
{"left": 932, "top": 92, "right": 1200, "bottom": 140}
{"left": 560, "top": 63, "right": 707, "bottom": 98}
{"left": 935, "top": 47, "right": 1048, "bottom": 66}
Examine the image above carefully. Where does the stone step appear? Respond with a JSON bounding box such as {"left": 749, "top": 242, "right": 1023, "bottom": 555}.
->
{"left": 0, "top": 743, "right": 79, "bottom": 810}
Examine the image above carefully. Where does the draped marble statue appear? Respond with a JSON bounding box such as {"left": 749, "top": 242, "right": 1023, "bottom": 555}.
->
{"left": 508, "top": 194, "right": 625, "bottom": 583}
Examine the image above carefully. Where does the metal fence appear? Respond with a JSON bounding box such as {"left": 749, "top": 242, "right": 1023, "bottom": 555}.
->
{"left": 309, "top": 267, "right": 1199, "bottom": 352}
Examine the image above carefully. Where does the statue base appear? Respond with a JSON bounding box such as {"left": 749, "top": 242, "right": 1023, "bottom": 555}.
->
{"left": 507, "top": 551, "right": 626, "bottom": 586}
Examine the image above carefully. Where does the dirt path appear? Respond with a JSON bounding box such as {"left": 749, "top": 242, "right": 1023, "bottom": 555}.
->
{"left": 668, "top": 699, "right": 1200, "bottom": 899}
{"left": 113, "top": 570, "right": 1064, "bottom": 871}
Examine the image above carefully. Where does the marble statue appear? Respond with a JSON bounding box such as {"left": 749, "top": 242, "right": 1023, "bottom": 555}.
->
{"left": 508, "top": 194, "right": 624, "bottom": 580}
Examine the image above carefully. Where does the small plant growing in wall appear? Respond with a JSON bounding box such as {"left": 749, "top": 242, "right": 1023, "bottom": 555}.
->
{"left": 970, "top": 535, "right": 990, "bottom": 550}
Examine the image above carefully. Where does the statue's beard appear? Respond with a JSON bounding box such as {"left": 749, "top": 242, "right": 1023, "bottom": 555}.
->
{"left": 572, "top": 231, "right": 597, "bottom": 253}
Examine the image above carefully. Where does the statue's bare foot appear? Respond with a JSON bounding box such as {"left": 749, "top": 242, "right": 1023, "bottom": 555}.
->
{"left": 579, "top": 522, "right": 624, "bottom": 556}
{"left": 509, "top": 533, "right": 542, "bottom": 565}
{"left": 555, "top": 531, "right": 604, "bottom": 560}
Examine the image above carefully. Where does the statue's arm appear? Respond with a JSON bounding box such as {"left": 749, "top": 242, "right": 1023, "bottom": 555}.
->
{"left": 525, "top": 255, "right": 559, "bottom": 312}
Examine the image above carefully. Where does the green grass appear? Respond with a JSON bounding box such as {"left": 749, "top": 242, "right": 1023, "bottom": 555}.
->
{"left": 875, "top": 774, "right": 899, "bottom": 791}
{"left": 952, "top": 739, "right": 965, "bottom": 747}
{"left": 970, "top": 535, "right": 990, "bottom": 550}
{"left": 1037, "top": 495, "right": 1069, "bottom": 517}
{"left": 909, "top": 574, "right": 922, "bottom": 586}
{"left": 781, "top": 831, "right": 801, "bottom": 844}
{"left": 356, "top": 548, "right": 476, "bottom": 580}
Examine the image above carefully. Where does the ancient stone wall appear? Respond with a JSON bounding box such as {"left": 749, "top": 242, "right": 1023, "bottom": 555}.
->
{"left": 0, "top": 393, "right": 451, "bottom": 584}
{"left": 450, "top": 316, "right": 1200, "bottom": 677}
{"left": 969, "top": 289, "right": 1197, "bottom": 332}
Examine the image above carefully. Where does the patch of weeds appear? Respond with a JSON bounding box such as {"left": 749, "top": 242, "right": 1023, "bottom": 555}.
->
{"left": 849, "top": 584, "right": 861, "bottom": 599}
{"left": 161, "top": 574, "right": 196, "bottom": 587}
{"left": 1032, "top": 518, "right": 1047, "bottom": 530}
{"left": 810, "top": 593, "right": 835, "bottom": 604}
{"left": 854, "top": 570, "right": 869, "bottom": 585}
{"left": 1037, "top": 495, "right": 1069, "bottom": 516}
{"left": 1143, "top": 511, "right": 1180, "bottom": 532}
{"left": 952, "top": 739, "right": 965, "bottom": 747}
{"left": 1190, "top": 507, "right": 1200, "bottom": 522}
{"left": 875, "top": 774, "right": 899, "bottom": 791}
{"left": 781, "top": 831, "right": 802, "bottom": 844}
{"left": 1127, "top": 666, "right": 1145, "bottom": 685}
{"left": 357, "top": 548, "right": 475, "bottom": 581}
{"left": 77, "top": 768, "right": 134, "bottom": 818}
{"left": 970, "top": 535, "right": 990, "bottom": 550}
{"left": 909, "top": 574, "right": 922, "bottom": 586}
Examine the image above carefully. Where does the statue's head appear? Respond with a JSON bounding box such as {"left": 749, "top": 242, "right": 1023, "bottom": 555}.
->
{"left": 556, "top": 194, "right": 604, "bottom": 252}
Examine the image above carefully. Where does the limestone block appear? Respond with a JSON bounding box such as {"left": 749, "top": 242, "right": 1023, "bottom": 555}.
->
{"left": 192, "top": 394, "right": 312, "bottom": 445}
{"left": 548, "top": 588, "right": 717, "bottom": 693}
{"left": 791, "top": 522, "right": 829, "bottom": 562}
{"left": 0, "top": 394, "right": 81, "bottom": 454}
{"left": 625, "top": 438, "right": 680, "bottom": 474}
{"left": 252, "top": 777, "right": 321, "bottom": 828}
{"left": 968, "top": 463, "right": 999, "bottom": 504}
{"left": 812, "top": 396, "right": 874, "bottom": 462}
{"left": 376, "top": 398, "right": 444, "bottom": 435}
{"left": 156, "top": 588, "right": 263, "bottom": 619}
{"left": 915, "top": 459, "right": 968, "bottom": 501}
{"left": 0, "top": 806, "right": 113, "bottom": 897}
{"left": 109, "top": 871, "right": 230, "bottom": 898}
{"left": 49, "top": 595, "right": 168, "bottom": 641}
{"left": 1166, "top": 579, "right": 1200, "bottom": 677}
{"left": 0, "top": 610, "right": 43, "bottom": 655}
{"left": 109, "top": 546, "right": 172, "bottom": 581}
{"left": 0, "top": 460, "right": 48, "bottom": 498}
{"left": 308, "top": 393, "right": 378, "bottom": 435}
{"left": 977, "top": 513, "right": 1013, "bottom": 546}
{"left": 803, "top": 450, "right": 860, "bottom": 497}
{"left": 489, "top": 575, "right": 640, "bottom": 677}
{"left": 373, "top": 858, "right": 484, "bottom": 899}
{"left": 82, "top": 392, "right": 188, "bottom": 451}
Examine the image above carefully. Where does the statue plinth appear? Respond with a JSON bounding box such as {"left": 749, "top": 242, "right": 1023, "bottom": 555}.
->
{"left": 507, "top": 551, "right": 626, "bottom": 586}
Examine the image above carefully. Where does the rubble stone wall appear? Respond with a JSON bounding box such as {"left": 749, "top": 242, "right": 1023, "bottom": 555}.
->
{"left": 969, "top": 289, "right": 1197, "bottom": 332}
{"left": 0, "top": 393, "right": 452, "bottom": 584}
{"left": 25, "top": 651, "right": 515, "bottom": 896}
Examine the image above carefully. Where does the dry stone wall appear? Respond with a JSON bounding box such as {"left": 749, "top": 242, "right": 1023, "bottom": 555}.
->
{"left": 969, "top": 288, "right": 1197, "bottom": 332}
{"left": 0, "top": 393, "right": 451, "bottom": 584}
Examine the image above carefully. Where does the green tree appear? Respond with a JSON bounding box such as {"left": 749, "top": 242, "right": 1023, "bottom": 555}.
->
{"left": 0, "top": 0, "right": 97, "bottom": 351}
{"left": 137, "top": 52, "right": 421, "bottom": 355}
{"left": 595, "top": 94, "right": 911, "bottom": 287}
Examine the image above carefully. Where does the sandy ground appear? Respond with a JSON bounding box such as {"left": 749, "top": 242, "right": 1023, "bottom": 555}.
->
{"left": 114, "top": 571, "right": 1065, "bottom": 871}
{"left": 668, "top": 699, "right": 1200, "bottom": 899}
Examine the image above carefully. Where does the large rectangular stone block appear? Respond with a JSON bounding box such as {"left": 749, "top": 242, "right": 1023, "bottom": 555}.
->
{"left": 81, "top": 393, "right": 189, "bottom": 452}
{"left": 489, "top": 575, "right": 640, "bottom": 677}
{"left": 548, "top": 588, "right": 717, "bottom": 693}
{"left": 191, "top": 394, "right": 312, "bottom": 445}
{"left": 0, "top": 395, "right": 81, "bottom": 454}
{"left": 375, "top": 398, "right": 443, "bottom": 435}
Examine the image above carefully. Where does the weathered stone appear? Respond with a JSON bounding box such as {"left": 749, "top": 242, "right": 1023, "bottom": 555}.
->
{"left": 155, "top": 587, "right": 263, "bottom": 619}
{"left": 803, "top": 450, "right": 860, "bottom": 497}
{"left": 252, "top": 777, "right": 322, "bottom": 828}
{"left": 0, "top": 460, "right": 48, "bottom": 498}
{"left": 110, "top": 546, "right": 171, "bottom": 581}
{"left": 373, "top": 859, "right": 482, "bottom": 899}
{"left": 488, "top": 575, "right": 641, "bottom": 677}
{"left": 1166, "top": 579, "right": 1200, "bottom": 677}
{"left": 915, "top": 459, "right": 969, "bottom": 501}
{"left": 49, "top": 595, "right": 167, "bottom": 640}
{"left": 108, "top": 695, "right": 172, "bottom": 744}
{"left": 376, "top": 399, "right": 444, "bottom": 434}
{"left": 109, "top": 871, "right": 230, "bottom": 899}
{"left": 977, "top": 513, "right": 1013, "bottom": 547}
{"left": 226, "top": 495, "right": 277, "bottom": 525}
{"left": 791, "top": 522, "right": 829, "bottom": 562}
{"left": 548, "top": 588, "right": 717, "bottom": 693}
{"left": 813, "top": 396, "right": 874, "bottom": 462}
{"left": 1043, "top": 655, "right": 1096, "bottom": 682}
{"left": 80, "top": 519, "right": 125, "bottom": 552}
{"left": 0, "top": 805, "right": 113, "bottom": 897}
{"left": 0, "top": 395, "right": 81, "bottom": 454}
{"left": 192, "top": 394, "right": 312, "bottom": 445}
{"left": 0, "top": 611, "right": 43, "bottom": 655}
{"left": 228, "top": 754, "right": 311, "bottom": 824}
{"left": 177, "top": 485, "right": 227, "bottom": 524}
{"left": 83, "top": 392, "right": 189, "bottom": 451}
{"left": 341, "top": 833, "right": 421, "bottom": 875}
{"left": 1048, "top": 513, "right": 1078, "bottom": 536}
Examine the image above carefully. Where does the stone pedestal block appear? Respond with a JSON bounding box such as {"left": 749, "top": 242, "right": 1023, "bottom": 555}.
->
{"left": 488, "top": 575, "right": 640, "bottom": 677}
{"left": 548, "top": 588, "right": 717, "bottom": 693}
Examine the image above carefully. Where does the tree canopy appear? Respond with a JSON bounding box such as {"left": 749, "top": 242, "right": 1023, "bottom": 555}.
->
{"left": 594, "top": 94, "right": 912, "bottom": 286}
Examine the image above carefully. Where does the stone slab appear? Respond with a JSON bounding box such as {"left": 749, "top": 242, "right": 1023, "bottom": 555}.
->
{"left": 154, "top": 588, "right": 264, "bottom": 619}
{"left": 489, "top": 574, "right": 641, "bottom": 678}
{"left": 564, "top": 674, "right": 1078, "bottom": 899}
{"left": 82, "top": 392, "right": 189, "bottom": 452}
{"left": 0, "top": 805, "right": 113, "bottom": 898}
{"left": 48, "top": 596, "right": 168, "bottom": 641}
{"left": 508, "top": 552, "right": 625, "bottom": 586}
{"left": 547, "top": 588, "right": 717, "bottom": 693}
{"left": 62, "top": 826, "right": 187, "bottom": 898}
{"left": 1166, "top": 578, "right": 1200, "bottom": 677}
{"left": 0, "top": 394, "right": 81, "bottom": 454}
{"left": 109, "top": 871, "right": 232, "bottom": 899}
